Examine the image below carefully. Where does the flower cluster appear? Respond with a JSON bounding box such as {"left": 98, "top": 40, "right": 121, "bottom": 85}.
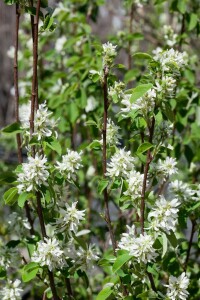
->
{"left": 33, "top": 102, "right": 57, "bottom": 140}
{"left": 8, "top": 212, "right": 31, "bottom": 237}
{"left": 0, "top": 279, "right": 23, "bottom": 300}
{"left": 163, "top": 25, "right": 178, "bottom": 47}
{"left": 76, "top": 244, "right": 99, "bottom": 271}
{"left": 108, "top": 81, "right": 125, "bottom": 102}
{"left": 106, "top": 148, "right": 135, "bottom": 178}
{"left": 121, "top": 89, "right": 156, "bottom": 118}
{"left": 153, "top": 121, "right": 173, "bottom": 147}
{"left": 32, "top": 237, "right": 66, "bottom": 271}
{"left": 56, "top": 149, "right": 82, "bottom": 180}
{"left": 154, "top": 48, "right": 188, "bottom": 72}
{"left": 100, "top": 119, "right": 121, "bottom": 146}
{"left": 155, "top": 75, "right": 177, "bottom": 98}
{"left": 148, "top": 196, "right": 180, "bottom": 233}
{"left": 155, "top": 156, "right": 178, "bottom": 180}
{"left": 118, "top": 225, "right": 157, "bottom": 264}
{"left": 166, "top": 272, "right": 189, "bottom": 300}
{"left": 17, "top": 154, "right": 49, "bottom": 193}
{"left": 0, "top": 244, "right": 20, "bottom": 269}
{"left": 169, "top": 180, "right": 195, "bottom": 202}
{"left": 55, "top": 202, "right": 85, "bottom": 233}
{"left": 123, "top": 170, "right": 144, "bottom": 202}
{"left": 102, "top": 42, "right": 117, "bottom": 68}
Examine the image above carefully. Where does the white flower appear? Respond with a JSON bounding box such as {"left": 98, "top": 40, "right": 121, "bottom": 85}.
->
{"left": 8, "top": 212, "right": 31, "bottom": 237}
{"left": 76, "top": 244, "right": 99, "bottom": 270}
{"left": 33, "top": 101, "right": 56, "bottom": 140}
{"left": 108, "top": 81, "right": 125, "bottom": 102}
{"left": 55, "top": 201, "right": 85, "bottom": 233}
{"left": 121, "top": 89, "right": 156, "bottom": 117}
{"left": 102, "top": 42, "right": 117, "bottom": 67}
{"left": 19, "top": 101, "right": 31, "bottom": 128}
{"left": 100, "top": 119, "right": 121, "bottom": 146}
{"left": 169, "top": 180, "right": 195, "bottom": 202}
{"left": 85, "top": 96, "right": 98, "bottom": 112}
{"left": 163, "top": 25, "right": 178, "bottom": 47}
{"left": 166, "top": 272, "right": 189, "bottom": 300}
{"left": 132, "top": 89, "right": 156, "bottom": 116}
{"left": 32, "top": 237, "right": 66, "bottom": 271}
{"left": 156, "top": 156, "right": 178, "bottom": 178}
{"left": 0, "top": 279, "right": 23, "bottom": 300}
{"left": 0, "top": 245, "right": 20, "bottom": 269}
{"left": 106, "top": 148, "right": 135, "bottom": 178}
{"left": 148, "top": 196, "right": 180, "bottom": 233}
{"left": 154, "top": 48, "right": 188, "bottom": 71}
{"left": 123, "top": 170, "right": 144, "bottom": 201}
{"left": 55, "top": 36, "right": 67, "bottom": 52}
{"left": 56, "top": 149, "right": 82, "bottom": 180}
{"left": 17, "top": 154, "right": 49, "bottom": 193}
{"left": 155, "top": 76, "right": 177, "bottom": 98}
{"left": 153, "top": 121, "right": 173, "bottom": 146}
{"left": 118, "top": 226, "right": 157, "bottom": 264}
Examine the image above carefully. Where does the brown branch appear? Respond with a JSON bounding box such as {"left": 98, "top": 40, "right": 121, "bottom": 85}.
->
{"left": 102, "top": 67, "right": 117, "bottom": 253}
{"left": 140, "top": 117, "right": 155, "bottom": 234}
{"left": 65, "top": 278, "right": 74, "bottom": 299}
{"left": 14, "top": 4, "right": 35, "bottom": 235}
{"left": 128, "top": 4, "right": 134, "bottom": 70}
{"left": 184, "top": 219, "right": 196, "bottom": 270}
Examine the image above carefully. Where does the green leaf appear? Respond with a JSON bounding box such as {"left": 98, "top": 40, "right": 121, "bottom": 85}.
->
{"left": 0, "top": 267, "right": 6, "bottom": 278}
{"left": 85, "top": 120, "right": 97, "bottom": 127}
{"left": 133, "top": 52, "right": 153, "bottom": 60}
{"left": 130, "top": 84, "right": 153, "bottom": 103}
{"left": 3, "top": 187, "right": 18, "bottom": 206}
{"left": 137, "top": 142, "right": 153, "bottom": 154}
{"left": 0, "top": 172, "right": 16, "bottom": 184}
{"left": 46, "top": 138, "right": 62, "bottom": 156}
{"left": 162, "top": 102, "right": 174, "bottom": 122}
{"left": 177, "top": 0, "right": 186, "bottom": 14}
{"left": 22, "top": 262, "right": 39, "bottom": 282}
{"left": 162, "top": 233, "right": 168, "bottom": 258}
{"left": 41, "top": 0, "right": 48, "bottom": 8}
{"left": 98, "top": 179, "right": 109, "bottom": 194}
{"left": 88, "top": 140, "right": 101, "bottom": 150}
{"left": 113, "top": 253, "right": 133, "bottom": 273}
{"left": 18, "top": 192, "right": 32, "bottom": 208}
{"left": 4, "top": 0, "right": 16, "bottom": 4}
{"left": 96, "top": 287, "right": 113, "bottom": 300}
{"left": 188, "top": 13, "right": 198, "bottom": 31}
{"left": 166, "top": 231, "right": 177, "bottom": 248}
{"left": 1, "top": 122, "right": 22, "bottom": 134}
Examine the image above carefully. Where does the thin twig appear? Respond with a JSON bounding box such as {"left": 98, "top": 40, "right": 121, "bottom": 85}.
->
{"left": 140, "top": 117, "right": 155, "bottom": 234}
{"left": 14, "top": 3, "right": 35, "bottom": 235}
{"left": 29, "top": 2, "right": 60, "bottom": 299}
{"left": 184, "top": 219, "right": 196, "bottom": 270}
{"left": 65, "top": 278, "right": 74, "bottom": 299}
{"left": 102, "top": 67, "right": 117, "bottom": 253}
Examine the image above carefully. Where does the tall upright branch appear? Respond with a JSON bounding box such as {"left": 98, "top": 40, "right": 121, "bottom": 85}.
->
{"left": 140, "top": 116, "right": 157, "bottom": 292}
{"left": 29, "top": 2, "right": 59, "bottom": 299}
{"left": 14, "top": 3, "right": 34, "bottom": 235}
{"left": 102, "top": 67, "right": 117, "bottom": 253}
{"left": 128, "top": 4, "right": 134, "bottom": 70}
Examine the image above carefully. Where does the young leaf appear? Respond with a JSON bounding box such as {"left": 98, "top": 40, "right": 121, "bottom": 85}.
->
{"left": 98, "top": 179, "right": 109, "bottom": 194}
{"left": 96, "top": 286, "right": 113, "bottom": 300}
{"left": 133, "top": 52, "right": 153, "bottom": 60}
{"left": 113, "top": 253, "right": 133, "bottom": 273}
{"left": 3, "top": 187, "right": 18, "bottom": 206}
{"left": 188, "top": 13, "right": 198, "bottom": 31}
{"left": 162, "top": 233, "right": 168, "bottom": 258}
{"left": 18, "top": 192, "right": 32, "bottom": 208}
{"left": 46, "top": 138, "right": 62, "bottom": 156}
{"left": 166, "top": 231, "right": 177, "bottom": 248}
{"left": 22, "top": 262, "right": 39, "bottom": 282}
{"left": 137, "top": 142, "right": 153, "bottom": 154}
{"left": 1, "top": 122, "right": 22, "bottom": 134}
{"left": 130, "top": 84, "right": 153, "bottom": 103}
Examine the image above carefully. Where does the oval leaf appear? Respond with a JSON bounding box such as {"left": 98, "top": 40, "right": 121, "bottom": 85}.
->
{"left": 130, "top": 83, "right": 153, "bottom": 103}
{"left": 113, "top": 253, "right": 133, "bottom": 273}
{"left": 3, "top": 187, "right": 18, "bottom": 206}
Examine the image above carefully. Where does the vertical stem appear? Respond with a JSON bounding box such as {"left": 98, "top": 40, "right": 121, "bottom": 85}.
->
{"left": 128, "top": 4, "right": 134, "bottom": 70}
{"left": 140, "top": 117, "right": 155, "bottom": 234}
{"left": 184, "top": 219, "right": 196, "bottom": 270}
{"left": 140, "top": 117, "right": 157, "bottom": 292}
{"left": 14, "top": 4, "right": 34, "bottom": 235}
{"left": 65, "top": 278, "right": 74, "bottom": 299}
{"left": 29, "top": 2, "right": 59, "bottom": 299}
{"left": 102, "top": 67, "right": 117, "bottom": 253}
